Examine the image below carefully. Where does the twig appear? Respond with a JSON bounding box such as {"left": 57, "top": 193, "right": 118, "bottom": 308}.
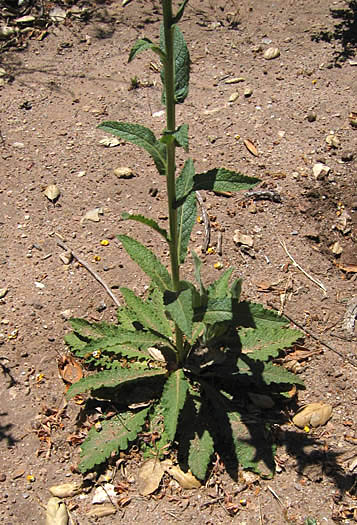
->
{"left": 268, "top": 303, "right": 357, "bottom": 368}
{"left": 267, "top": 486, "right": 291, "bottom": 524}
{"left": 56, "top": 238, "right": 121, "bottom": 308}
{"left": 279, "top": 239, "right": 327, "bottom": 294}
{"left": 196, "top": 191, "right": 211, "bottom": 253}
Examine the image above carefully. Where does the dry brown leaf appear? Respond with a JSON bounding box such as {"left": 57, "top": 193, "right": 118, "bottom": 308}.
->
{"left": 45, "top": 497, "right": 69, "bottom": 525}
{"left": 44, "top": 184, "right": 60, "bottom": 202}
{"left": 164, "top": 464, "right": 201, "bottom": 489}
{"left": 49, "top": 482, "right": 82, "bottom": 498}
{"left": 243, "top": 139, "right": 259, "bottom": 156}
{"left": 86, "top": 504, "right": 116, "bottom": 518}
{"left": 137, "top": 458, "right": 165, "bottom": 495}
{"left": 338, "top": 263, "right": 357, "bottom": 273}
{"left": 233, "top": 230, "right": 254, "bottom": 247}
{"left": 58, "top": 355, "right": 83, "bottom": 384}
{"left": 292, "top": 403, "right": 332, "bottom": 428}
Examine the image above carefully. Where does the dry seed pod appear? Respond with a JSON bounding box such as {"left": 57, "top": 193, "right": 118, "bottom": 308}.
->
{"left": 45, "top": 497, "right": 69, "bottom": 525}
{"left": 44, "top": 184, "right": 60, "bottom": 202}
{"left": 292, "top": 403, "right": 332, "bottom": 428}
{"left": 49, "top": 482, "right": 82, "bottom": 498}
{"left": 148, "top": 347, "right": 166, "bottom": 362}
{"left": 263, "top": 47, "right": 280, "bottom": 60}
{"left": 164, "top": 464, "right": 201, "bottom": 489}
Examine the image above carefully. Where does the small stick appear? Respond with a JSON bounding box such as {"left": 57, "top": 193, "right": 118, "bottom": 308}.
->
{"left": 268, "top": 302, "right": 357, "bottom": 368}
{"left": 267, "top": 486, "right": 290, "bottom": 524}
{"left": 56, "top": 239, "right": 121, "bottom": 308}
{"left": 196, "top": 191, "right": 211, "bottom": 253}
{"left": 279, "top": 239, "right": 327, "bottom": 294}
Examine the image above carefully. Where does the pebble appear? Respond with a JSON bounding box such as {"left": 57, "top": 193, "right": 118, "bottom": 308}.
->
{"left": 341, "top": 151, "right": 354, "bottom": 162}
{"left": 0, "top": 474, "right": 6, "bottom": 482}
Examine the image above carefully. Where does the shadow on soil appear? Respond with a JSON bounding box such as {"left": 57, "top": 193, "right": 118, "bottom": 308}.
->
{"left": 311, "top": 0, "right": 357, "bottom": 64}
{"left": 0, "top": 415, "right": 16, "bottom": 447}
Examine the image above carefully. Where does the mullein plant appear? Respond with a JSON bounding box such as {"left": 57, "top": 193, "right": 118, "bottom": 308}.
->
{"left": 65, "top": 0, "right": 303, "bottom": 479}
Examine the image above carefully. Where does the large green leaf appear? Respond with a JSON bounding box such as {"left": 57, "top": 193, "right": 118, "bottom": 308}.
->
{"left": 98, "top": 122, "right": 167, "bottom": 175}
{"left": 261, "top": 362, "right": 305, "bottom": 386}
{"left": 188, "top": 427, "right": 214, "bottom": 481}
{"left": 160, "top": 25, "right": 190, "bottom": 104}
{"left": 194, "top": 298, "right": 233, "bottom": 325}
{"left": 175, "top": 157, "right": 195, "bottom": 203}
{"left": 177, "top": 191, "right": 196, "bottom": 264}
{"left": 118, "top": 235, "right": 173, "bottom": 291}
{"left": 193, "top": 168, "right": 259, "bottom": 193}
{"left": 238, "top": 325, "right": 301, "bottom": 361}
{"left": 207, "top": 268, "right": 234, "bottom": 299}
{"left": 129, "top": 38, "right": 165, "bottom": 62}
{"left": 79, "top": 408, "right": 149, "bottom": 472}
{"left": 191, "top": 250, "right": 205, "bottom": 295}
{"left": 68, "top": 318, "right": 117, "bottom": 339}
{"left": 121, "top": 287, "right": 172, "bottom": 339}
{"left": 66, "top": 367, "right": 165, "bottom": 399}
{"left": 121, "top": 213, "right": 168, "bottom": 242}
{"left": 228, "top": 410, "right": 275, "bottom": 477}
{"left": 161, "top": 369, "right": 189, "bottom": 441}
{"left": 164, "top": 287, "right": 193, "bottom": 338}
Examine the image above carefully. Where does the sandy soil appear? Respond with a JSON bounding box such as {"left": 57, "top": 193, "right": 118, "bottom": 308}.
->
{"left": 0, "top": 1, "right": 356, "bottom": 523}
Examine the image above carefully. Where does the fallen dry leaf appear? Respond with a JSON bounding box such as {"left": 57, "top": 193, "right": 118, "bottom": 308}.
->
{"left": 233, "top": 230, "right": 254, "bottom": 247}
{"left": 45, "top": 497, "right": 68, "bottom": 525}
{"left": 49, "top": 482, "right": 82, "bottom": 498}
{"left": 86, "top": 504, "right": 116, "bottom": 518}
{"left": 338, "top": 263, "right": 357, "bottom": 273}
{"left": 44, "top": 184, "right": 60, "bottom": 202}
{"left": 292, "top": 403, "right": 332, "bottom": 428}
{"left": 137, "top": 458, "right": 165, "bottom": 496}
{"left": 58, "top": 355, "right": 83, "bottom": 384}
{"left": 82, "top": 207, "right": 104, "bottom": 223}
{"left": 243, "top": 139, "right": 259, "bottom": 156}
{"left": 164, "top": 464, "right": 201, "bottom": 489}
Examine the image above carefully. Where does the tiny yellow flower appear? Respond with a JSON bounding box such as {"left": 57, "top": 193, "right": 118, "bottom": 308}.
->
{"left": 92, "top": 350, "right": 102, "bottom": 358}
{"left": 214, "top": 262, "right": 223, "bottom": 270}
{"left": 36, "top": 373, "right": 45, "bottom": 383}
{"left": 100, "top": 240, "right": 110, "bottom": 246}
{"left": 196, "top": 216, "right": 203, "bottom": 224}
{"left": 27, "top": 474, "right": 35, "bottom": 482}
{"left": 94, "top": 255, "right": 101, "bottom": 262}
{"left": 207, "top": 247, "right": 216, "bottom": 254}
{"left": 312, "top": 79, "right": 317, "bottom": 84}
{"left": 304, "top": 425, "right": 310, "bottom": 433}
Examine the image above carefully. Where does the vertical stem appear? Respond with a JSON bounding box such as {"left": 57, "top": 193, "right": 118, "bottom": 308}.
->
{"left": 162, "top": 0, "right": 184, "bottom": 360}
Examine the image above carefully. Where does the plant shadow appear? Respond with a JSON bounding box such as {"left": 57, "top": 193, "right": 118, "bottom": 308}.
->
{"left": 311, "top": 0, "right": 357, "bottom": 64}
{"left": 0, "top": 414, "right": 16, "bottom": 447}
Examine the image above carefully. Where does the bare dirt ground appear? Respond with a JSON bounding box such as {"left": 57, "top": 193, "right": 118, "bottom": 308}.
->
{"left": 0, "top": 0, "right": 356, "bottom": 523}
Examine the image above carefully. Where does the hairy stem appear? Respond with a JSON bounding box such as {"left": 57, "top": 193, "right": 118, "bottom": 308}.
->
{"left": 162, "top": 0, "right": 184, "bottom": 361}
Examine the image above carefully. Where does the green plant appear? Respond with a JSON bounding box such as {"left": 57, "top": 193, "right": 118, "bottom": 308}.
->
{"left": 65, "top": 0, "right": 303, "bottom": 479}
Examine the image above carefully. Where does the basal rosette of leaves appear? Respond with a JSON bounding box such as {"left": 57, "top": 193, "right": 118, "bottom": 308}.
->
{"left": 65, "top": 0, "right": 304, "bottom": 481}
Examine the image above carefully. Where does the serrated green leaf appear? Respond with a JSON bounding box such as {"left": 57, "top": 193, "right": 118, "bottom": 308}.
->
{"left": 66, "top": 367, "right": 165, "bottom": 399}
{"left": 164, "top": 287, "right": 193, "bottom": 338}
{"left": 129, "top": 38, "right": 165, "bottom": 62}
{"left": 238, "top": 325, "right": 301, "bottom": 361}
{"left": 118, "top": 235, "right": 173, "bottom": 291}
{"left": 172, "top": 0, "right": 189, "bottom": 24}
{"left": 79, "top": 408, "right": 149, "bottom": 472}
{"left": 207, "top": 268, "right": 234, "bottom": 299}
{"left": 177, "top": 190, "right": 196, "bottom": 264}
{"left": 160, "top": 25, "right": 190, "bottom": 104}
{"left": 230, "top": 278, "right": 242, "bottom": 301}
{"left": 190, "top": 321, "right": 205, "bottom": 345}
{"left": 195, "top": 298, "right": 233, "bottom": 325}
{"left": 174, "top": 123, "right": 189, "bottom": 151}
{"left": 193, "top": 168, "right": 259, "bottom": 193}
{"left": 161, "top": 369, "right": 188, "bottom": 441}
{"left": 68, "top": 318, "right": 115, "bottom": 338}
{"left": 98, "top": 122, "right": 167, "bottom": 175}
{"left": 261, "top": 362, "right": 305, "bottom": 386}
{"left": 233, "top": 301, "right": 292, "bottom": 329}
{"left": 117, "top": 306, "right": 137, "bottom": 331}
{"left": 228, "top": 410, "right": 275, "bottom": 477}
{"left": 188, "top": 427, "right": 214, "bottom": 481}
{"left": 121, "top": 287, "right": 172, "bottom": 339}
{"left": 73, "top": 330, "right": 171, "bottom": 358}
{"left": 122, "top": 213, "right": 168, "bottom": 242}
{"left": 64, "top": 332, "right": 87, "bottom": 352}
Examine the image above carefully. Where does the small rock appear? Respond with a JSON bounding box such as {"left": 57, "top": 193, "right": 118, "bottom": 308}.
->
{"left": 0, "top": 473, "right": 6, "bottom": 482}
{"left": 325, "top": 134, "right": 340, "bottom": 148}
{"left": 244, "top": 87, "right": 253, "bottom": 97}
{"left": 312, "top": 162, "right": 330, "bottom": 180}
{"left": 0, "top": 288, "right": 8, "bottom": 299}
{"left": 59, "top": 252, "right": 73, "bottom": 265}
{"left": 330, "top": 241, "right": 343, "bottom": 255}
{"left": 60, "top": 309, "right": 72, "bottom": 320}
{"left": 307, "top": 112, "right": 317, "bottom": 122}
{"left": 263, "top": 47, "right": 280, "bottom": 60}
{"left": 114, "top": 167, "right": 135, "bottom": 179}
{"left": 229, "top": 92, "right": 239, "bottom": 102}
{"left": 12, "top": 142, "right": 25, "bottom": 149}
{"left": 341, "top": 151, "right": 354, "bottom": 162}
